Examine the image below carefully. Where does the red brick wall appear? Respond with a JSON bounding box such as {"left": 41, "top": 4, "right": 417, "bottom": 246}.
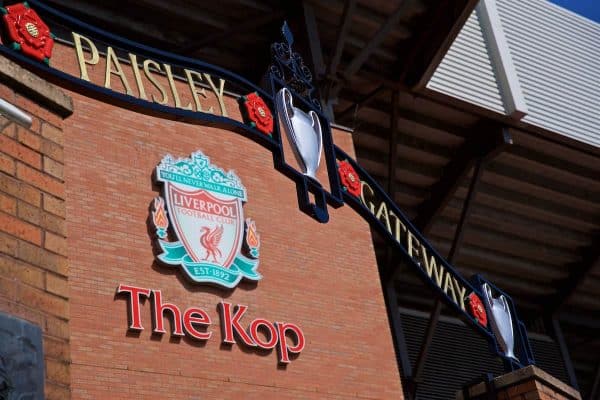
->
{"left": 0, "top": 72, "right": 71, "bottom": 399}
{"left": 458, "top": 366, "right": 581, "bottom": 400}
{"left": 47, "top": 42, "right": 405, "bottom": 398}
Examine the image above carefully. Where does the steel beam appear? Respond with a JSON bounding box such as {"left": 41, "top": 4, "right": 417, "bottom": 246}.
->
{"left": 550, "top": 318, "right": 580, "bottom": 391}
{"left": 302, "top": 2, "right": 326, "bottom": 79}
{"left": 335, "top": 85, "right": 385, "bottom": 123}
{"left": 409, "top": 158, "right": 484, "bottom": 397}
{"left": 341, "top": 3, "right": 407, "bottom": 81}
{"left": 383, "top": 278, "right": 414, "bottom": 398}
{"left": 179, "top": 12, "right": 284, "bottom": 54}
{"left": 546, "top": 236, "right": 600, "bottom": 316}
{"left": 413, "top": 126, "right": 512, "bottom": 235}
{"left": 387, "top": 90, "right": 399, "bottom": 194}
{"left": 338, "top": 95, "right": 465, "bottom": 138}
{"left": 329, "top": 0, "right": 357, "bottom": 76}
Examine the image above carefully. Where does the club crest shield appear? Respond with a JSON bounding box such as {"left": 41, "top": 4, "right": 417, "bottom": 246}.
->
{"left": 152, "top": 151, "right": 261, "bottom": 288}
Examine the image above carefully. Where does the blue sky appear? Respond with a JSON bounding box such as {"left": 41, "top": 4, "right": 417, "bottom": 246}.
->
{"left": 548, "top": 0, "right": 600, "bottom": 22}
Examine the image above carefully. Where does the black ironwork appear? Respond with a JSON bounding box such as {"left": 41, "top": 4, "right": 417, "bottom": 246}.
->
{"left": 0, "top": 2, "right": 537, "bottom": 375}
{"left": 269, "top": 22, "right": 321, "bottom": 111}
{"left": 550, "top": 317, "right": 579, "bottom": 390}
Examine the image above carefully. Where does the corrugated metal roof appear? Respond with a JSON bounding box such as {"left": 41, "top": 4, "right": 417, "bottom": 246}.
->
{"left": 427, "top": 9, "right": 507, "bottom": 114}
{"left": 497, "top": 0, "right": 600, "bottom": 147}
{"left": 428, "top": 0, "right": 600, "bottom": 148}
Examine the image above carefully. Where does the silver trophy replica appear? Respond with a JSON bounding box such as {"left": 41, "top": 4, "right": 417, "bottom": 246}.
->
{"left": 276, "top": 87, "right": 323, "bottom": 181}
{"left": 482, "top": 283, "right": 518, "bottom": 361}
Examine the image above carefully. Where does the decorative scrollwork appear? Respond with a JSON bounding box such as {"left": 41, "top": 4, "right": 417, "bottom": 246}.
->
{"left": 269, "top": 21, "right": 321, "bottom": 110}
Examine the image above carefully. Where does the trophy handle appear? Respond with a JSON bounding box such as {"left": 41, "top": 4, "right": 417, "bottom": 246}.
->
{"left": 277, "top": 88, "right": 299, "bottom": 145}
{"left": 500, "top": 295, "right": 510, "bottom": 313}
{"left": 308, "top": 110, "right": 322, "bottom": 172}
{"left": 483, "top": 283, "right": 493, "bottom": 304}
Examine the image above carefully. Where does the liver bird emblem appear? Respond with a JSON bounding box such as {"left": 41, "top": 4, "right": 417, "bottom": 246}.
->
{"left": 200, "top": 225, "right": 223, "bottom": 263}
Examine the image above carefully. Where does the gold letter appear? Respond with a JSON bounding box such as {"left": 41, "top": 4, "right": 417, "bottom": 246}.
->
{"left": 104, "top": 46, "right": 133, "bottom": 95}
{"left": 203, "top": 74, "right": 228, "bottom": 116}
{"left": 360, "top": 182, "right": 376, "bottom": 214}
{"left": 143, "top": 59, "right": 168, "bottom": 105}
{"left": 184, "top": 69, "right": 212, "bottom": 113}
{"left": 453, "top": 277, "right": 467, "bottom": 311}
{"left": 375, "top": 201, "right": 392, "bottom": 235}
{"left": 406, "top": 230, "right": 421, "bottom": 260}
{"left": 389, "top": 211, "right": 406, "bottom": 244}
{"left": 444, "top": 273, "right": 458, "bottom": 304}
{"left": 72, "top": 32, "right": 99, "bottom": 82}
{"left": 420, "top": 245, "right": 444, "bottom": 287}
{"left": 129, "top": 53, "right": 147, "bottom": 100}
{"left": 164, "top": 64, "right": 192, "bottom": 110}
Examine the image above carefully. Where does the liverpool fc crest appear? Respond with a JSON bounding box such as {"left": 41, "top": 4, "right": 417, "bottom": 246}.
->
{"left": 152, "top": 151, "right": 261, "bottom": 288}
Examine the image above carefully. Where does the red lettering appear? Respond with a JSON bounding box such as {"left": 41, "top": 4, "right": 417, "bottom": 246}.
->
{"left": 116, "top": 284, "right": 151, "bottom": 331}
{"left": 183, "top": 307, "right": 212, "bottom": 340}
{"left": 249, "top": 318, "right": 278, "bottom": 349}
{"left": 275, "top": 322, "right": 305, "bottom": 364}
{"left": 151, "top": 290, "right": 184, "bottom": 336}
{"left": 218, "top": 302, "right": 256, "bottom": 346}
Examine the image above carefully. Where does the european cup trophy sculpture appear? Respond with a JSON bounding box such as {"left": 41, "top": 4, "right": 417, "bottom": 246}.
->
{"left": 482, "top": 282, "right": 517, "bottom": 361}
{"left": 276, "top": 87, "right": 323, "bottom": 181}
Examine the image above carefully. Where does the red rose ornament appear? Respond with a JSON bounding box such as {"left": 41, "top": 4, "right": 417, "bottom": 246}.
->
{"left": 337, "top": 160, "right": 361, "bottom": 197}
{"left": 240, "top": 92, "right": 273, "bottom": 135}
{"left": 467, "top": 292, "right": 488, "bottom": 327}
{"left": 2, "top": 2, "right": 54, "bottom": 63}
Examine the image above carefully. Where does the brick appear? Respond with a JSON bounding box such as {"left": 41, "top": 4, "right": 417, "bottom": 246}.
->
{"left": 0, "top": 211, "right": 42, "bottom": 245}
{"left": 0, "top": 276, "right": 17, "bottom": 301}
{"left": 40, "top": 211, "right": 66, "bottom": 236}
{"left": 0, "top": 297, "right": 44, "bottom": 327}
{"left": 19, "top": 183, "right": 41, "bottom": 206}
{"left": 0, "top": 134, "right": 42, "bottom": 169}
{"left": 16, "top": 241, "right": 67, "bottom": 275}
{"left": 42, "top": 250, "right": 68, "bottom": 276}
{"left": 17, "top": 239, "right": 41, "bottom": 266}
{"left": 43, "top": 194, "right": 66, "bottom": 218}
{"left": 15, "top": 94, "right": 64, "bottom": 128}
{"left": 16, "top": 162, "right": 64, "bottom": 198}
{"left": 29, "top": 116, "right": 41, "bottom": 134}
{"left": 0, "top": 255, "right": 45, "bottom": 289}
{"left": 45, "top": 381, "right": 70, "bottom": 400}
{"left": 524, "top": 391, "right": 543, "bottom": 400}
{"left": 0, "top": 85, "right": 15, "bottom": 106}
{"left": 17, "top": 199, "right": 41, "bottom": 225}
{"left": 45, "top": 231, "right": 67, "bottom": 256}
{"left": 0, "top": 171, "right": 42, "bottom": 206}
{"left": 18, "top": 126, "right": 42, "bottom": 151}
{"left": 1, "top": 118, "right": 15, "bottom": 137}
{"left": 46, "top": 316, "right": 70, "bottom": 340}
{"left": 0, "top": 232, "right": 17, "bottom": 256}
{"left": 41, "top": 138, "right": 64, "bottom": 162}
{"left": 46, "top": 273, "right": 69, "bottom": 298}
{"left": 42, "top": 123, "right": 64, "bottom": 146}
{"left": 46, "top": 358, "right": 70, "bottom": 385}
{"left": 18, "top": 284, "right": 69, "bottom": 319}
{"left": 43, "top": 336, "right": 70, "bottom": 362}
{"left": 44, "top": 156, "right": 64, "bottom": 180}
{"left": 0, "top": 192, "right": 17, "bottom": 215}
{"left": 0, "top": 153, "right": 15, "bottom": 175}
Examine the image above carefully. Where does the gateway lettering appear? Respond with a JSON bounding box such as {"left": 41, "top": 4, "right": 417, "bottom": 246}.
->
{"left": 360, "top": 182, "right": 468, "bottom": 311}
